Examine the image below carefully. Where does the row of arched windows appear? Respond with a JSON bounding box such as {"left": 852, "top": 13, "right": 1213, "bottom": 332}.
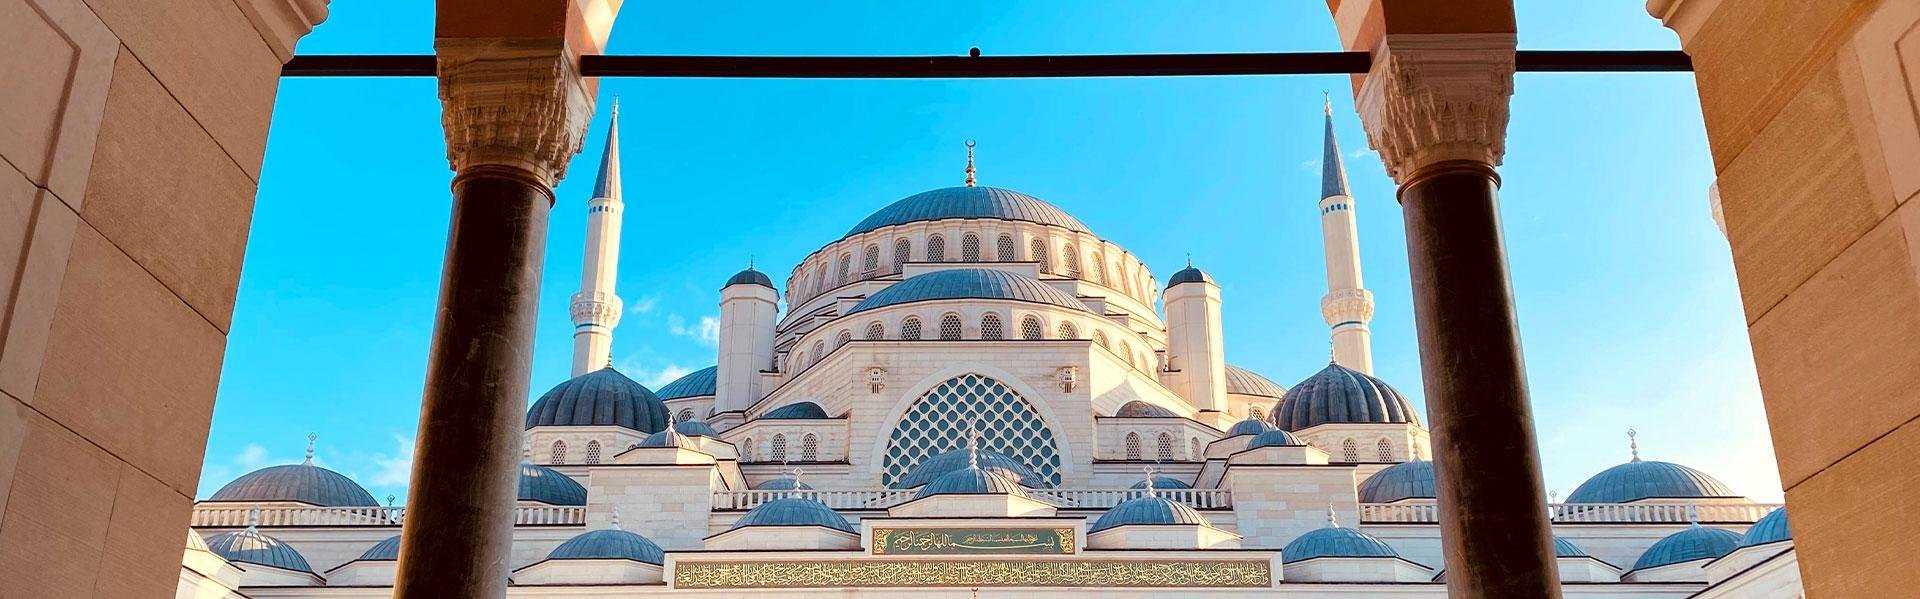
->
{"left": 739, "top": 433, "right": 820, "bottom": 463}
{"left": 549, "top": 439, "right": 608, "bottom": 465}
{"left": 1121, "top": 431, "right": 1202, "bottom": 461}
{"left": 786, "top": 230, "right": 1158, "bottom": 309}
{"left": 784, "top": 311, "right": 1152, "bottom": 375}
{"left": 1329, "top": 437, "right": 1398, "bottom": 462}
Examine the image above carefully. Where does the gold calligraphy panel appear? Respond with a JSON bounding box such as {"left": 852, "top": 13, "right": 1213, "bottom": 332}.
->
{"left": 872, "top": 528, "right": 1076, "bottom": 555}
{"left": 673, "top": 559, "right": 1272, "bottom": 588}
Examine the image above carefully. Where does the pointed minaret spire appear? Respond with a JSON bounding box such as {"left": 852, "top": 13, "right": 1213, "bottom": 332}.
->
{"left": 963, "top": 140, "right": 977, "bottom": 187}
{"left": 569, "top": 103, "right": 627, "bottom": 376}
{"left": 1315, "top": 96, "right": 1375, "bottom": 374}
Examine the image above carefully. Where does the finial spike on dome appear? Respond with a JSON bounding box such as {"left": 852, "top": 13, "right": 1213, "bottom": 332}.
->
{"left": 1686, "top": 504, "right": 1699, "bottom": 527}
{"left": 964, "top": 422, "right": 983, "bottom": 470}
{"left": 386, "top": 494, "right": 397, "bottom": 507}
{"left": 304, "top": 432, "right": 317, "bottom": 465}
{"left": 1628, "top": 428, "right": 1641, "bottom": 463}
{"left": 246, "top": 504, "right": 262, "bottom": 530}
{"left": 964, "top": 140, "right": 977, "bottom": 187}
{"left": 787, "top": 467, "right": 805, "bottom": 498}
{"left": 1326, "top": 504, "right": 1339, "bottom": 528}
{"left": 1141, "top": 465, "right": 1158, "bottom": 497}
{"left": 610, "top": 506, "right": 623, "bottom": 530}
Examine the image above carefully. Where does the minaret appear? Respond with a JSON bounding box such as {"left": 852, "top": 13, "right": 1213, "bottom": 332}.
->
{"left": 1163, "top": 261, "right": 1227, "bottom": 414}
{"left": 569, "top": 102, "right": 625, "bottom": 376}
{"left": 715, "top": 262, "right": 778, "bottom": 424}
{"left": 1317, "top": 97, "right": 1376, "bottom": 374}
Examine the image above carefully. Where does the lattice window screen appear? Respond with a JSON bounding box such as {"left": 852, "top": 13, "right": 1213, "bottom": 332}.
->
{"left": 771, "top": 434, "right": 788, "bottom": 462}
{"left": 981, "top": 313, "right": 1005, "bottom": 340}
{"left": 585, "top": 441, "right": 602, "bottom": 464}
{"left": 939, "top": 314, "right": 963, "bottom": 339}
{"left": 1020, "top": 316, "right": 1044, "bottom": 340}
{"left": 865, "top": 322, "right": 886, "bottom": 340}
{"left": 901, "top": 317, "right": 924, "bottom": 340}
{"left": 961, "top": 234, "right": 980, "bottom": 261}
{"left": 928, "top": 235, "right": 946, "bottom": 261}
{"left": 1124, "top": 433, "right": 1142, "bottom": 460}
{"left": 996, "top": 235, "right": 1016, "bottom": 261}
{"left": 1342, "top": 438, "right": 1360, "bottom": 462}
{"left": 1377, "top": 438, "right": 1395, "bottom": 462}
{"left": 1056, "top": 321, "right": 1078, "bottom": 339}
{"left": 880, "top": 374, "right": 1062, "bottom": 487}
{"left": 550, "top": 440, "right": 567, "bottom": 464}
{"left": 1155, "top": 433, "right": 1174, "bottom": 461}
{"left": 801, "top": 434, "right": 819, "bottom": 461}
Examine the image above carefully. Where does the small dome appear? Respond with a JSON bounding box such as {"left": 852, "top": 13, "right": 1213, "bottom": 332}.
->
{"left": 1246, "top": 429, "right": 1307, "bottom": 450}
{"left": 1225, "top": 417, "right": 1276, "bottom": 437}
{"left": 520, "top": 463, "right": 587, "bottom": 506}
{"left": 1273, "top": 363, "right": 1420, "bottom": 430}
{"left": 548, "top": 528, "right": 666, "bottom": 565}
{"left": 1129, "top": 476, "right": 1192, "bottom": 490}
{"left": 1552, "top": 535, "right": 1590, "bottom": 558}
{"left": 763, "top": 402, "right": 830, "bottom": 419}
{"left": 752, "top": 477, "right": 814, "bottom": 491}
{"left": 1167, "top": 265, "right": 1213, "bottom": 286}
{"left": 726, "top": 268, "right": 774, "bottom": 288}
{"left": 1633, "top": 525, "right": 1742, "bottom": 570}
{"left": 1114, "top": 400, "right": 1177, "bottom": 418}
{"left": 1358, "top": 460, "right": 1435, "bottom": 503}
{"left": 1090, "top": 495, "right": 1211, "bottom": 532}
{"left": 1224, "top": 365, "right": 1288, "bottom": 398}
{"left": 846, "top": 268, "right": 1096, "bottom": 316}
{"left": 655, "top": 366, "right": 718, "bottom": 400}
{"left": 894, "top": 447, "right": 1048, "bottom": 489}
{"left": 187, "top": 530, "right": 210, "bottom": 552}
{"left": 845, "top": 186, "right": 1091, "bottom": 238}
{"left": 204, "top": 528, "right": 314, "bottom": 573}
{"left": 915, "top": 465, "right": 1031, "bottom": 499}
{"left": 730, "top": 497, "right": 856, "bottom": 533}
{"left": 1566, "top": 460, "right": 1738, "bottom": 504}
{"left": 674, "top": 419, "right": 719, "bottom": 438}
{"left": 1741, "top": 507, "right": 1791, "bottom": 547}
{"left": 525, "top": 367, "right": 670, "bottom": 432}
{"left": 358, "top": 535, "right": 402, "bottom": 561}
{"left": 209, "top": 462, "right": 379, "bottom": 507}
{"left": 638, "top": 427, "right": 699, "bottom": 449}
{"left": 1282, "top": 525, "right": 1400, "bottom": 563}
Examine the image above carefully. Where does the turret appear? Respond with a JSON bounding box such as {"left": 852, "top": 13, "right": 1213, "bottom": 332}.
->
{"left": 1163, "top": 263, "right": 1227, "bottom": 414}
{"left": 569, "top": 102, "right": 625, "bottom": 376}
{"left": 1317, "top": 97, "right": 1376, "bottom": 374}
{"left": 715, "top": 265, "right": 777, "bottom": 422}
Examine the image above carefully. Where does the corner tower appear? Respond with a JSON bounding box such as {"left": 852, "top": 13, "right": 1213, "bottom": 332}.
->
{"left": 1163, "top": 263, "right": 1227, "bottom": 415}
{"left": 569, "top": 103, "right": 625, "bottom": 376}
{"left": 1317, "top": 98, "right": 1376, "bottom": 374}
{"left": 715, "top": 265, "right": 777, "bottom": 423}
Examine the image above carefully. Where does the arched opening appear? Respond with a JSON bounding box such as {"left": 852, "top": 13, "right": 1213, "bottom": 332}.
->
{"left": 980, "top": 313, "right": 1004, "bottom": 340}
{"left": 880, "top": 373, "right": 1062, "bottom": 487}
{"left": 549, "top": 440, "right": 567, "bottom": 465}
{"left": 865, "top": 321, "right": 886, "bottom": 340}
{"left": 939, "top": 313, "right": 963, "bottom": 339}
{"left": 927, "top": 234, "right": 946, "bottom": 261}
{"left": 771, "top": 434, "right": 788, "bottom": 462}
{"left": 900, "top": 316, "right": 924, "bottom": 340}
{"left": 1124, "top": 432, "right": 1142, "bottom": 460}
{"left": 961, "top": 233, "right": 980, "bottom": 261}
{"left": 584, "top": 440, "right": 602, "bottom": 464}
{"left": 1019, "top": 315, "right": 1044, "bottom": 340}
{"left": 996, "top": 234, "right": 1015, "bottom": 261}
{"left": 801, "top": 433, "right": 819, "bottom": 461}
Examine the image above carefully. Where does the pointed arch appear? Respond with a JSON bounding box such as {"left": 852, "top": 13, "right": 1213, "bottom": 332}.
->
{"left": 961, "top": 233, "right": 981, "bottom": 261}
{"left": 1092, "top": 329, "right": 1110, "bottom": 349}
{"left": 1124, "top": 432, "right": 1142, "bottom": 460}
{"left": 801, "top": 433, "right": 819, "bottom": 461}
{"left": 1190, "top": 437, "right": 1202, "bottom": 460}
{"left": 892, "top": 238, "right": 911, "bottom": 272}
{"left": 585, "top": 440, "right": 603, "bottom": 464}
{"left": 549, "top": 440, "right": 568, "bottom": 465}
{"left": 1341, "top": 438, "right": 1360, "bottom": 462}
{"left": 1030, "top": 238, "right": 1051, "bottom": 272}
{"left": 771, "top": 434, "right": 788, "bottom": 462}
{"left": 1155, "top": 432, "right": 1174, "bottom": 461}
{"left": 863, "top": 244, "right": 881, "bottom": 276}
{"left": 1063, "top": 243, "right": 1080, "bottom": 277}
{"left": 927, "top": 234, "right": 947, "bottom": 262}
{"left": 880, "top": 373, "right": 1063, "bottom": 486}
{"left": 1377, "top": 438, "right": 1395, "bottom": 462}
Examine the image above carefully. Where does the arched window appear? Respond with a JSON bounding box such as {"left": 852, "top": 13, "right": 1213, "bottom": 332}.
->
{"left": 1124, "top": 432, "right": 1142, "bottom": 460}
{"left": 996, "top": 234, "right": 1016, "bottom": 261}
{"left": 1063, "top": 243, "right": 1080, "bottom": 277}
{"left": 865, "top": 321, "right": 886, "bottom": 340}
{"left": 800, "top": 433, "right": 819, "bottom": 461}
{"left": 585, "top": 440, "right": 602, "bottom": 464}
{"left": 980, "top": 313, "right": 1004, "bottom": 340}
{"left": 791, "top": 351, "right": 805, "bottom": 370}
{"left": 901, "top": 317, "right": 924, "bottom": 340}
{"left": 549, "top": 440, "right": 567, "bottom": 465}
{"left": 1155, "top": 432, "right": 1175, "bottom": 462}
{"left": 939, "top": 314, "right": 963, "bottom": 340}
{"left": 881, "top": 373, "right": 1063, "bottom": 486}
{"left": 1030, "top": 238, "right": 1050, "bottom": 272}
{"left": 862, "top": 244, "right": 881, "bottom": 276}
{"left": 927, "top": 234, "right": 946, "bottom": 262}
{"left": 1341, "top": 438, "right": 1360, "bottom": 462}
{"left": 1117, "top": 340, "right": 1133, "bottom": 364}
{"left": 961, "top": 233, "right": 981, "bottom": 261}
{"left": 835, "top": 330, "right": 852, "bottom": 348}
{"left": 893, "top": 238, "right": 911, "bottom": 272}
{"left": 771, "top": 434, "right": 788, "bottom": 462}
{"left": 1019, "top": 315, "right": 1044, "bottom": 340}
{"left": 837, "top": 254, "right": 852, "bottom": 285}
{"left": 1056, "top": 321, "right": 1078, "bottom": 339}
{"left": 1249, "top": 406, "right": 1266, "bottom": 421}
{"left": 1092, "top": 330, "right": 1109, "bottom": 349}
{"left": 1377, "top": 438, "right": 1395, "bottom": 462}
{"left": 1091, "top": 252, "right": 1106, "bottom": 284}
{"left": 741, "top": 438, "right": 755, "bottom": 462}
{"left": 1190, "top": 437, "right": 1202, "bottom": 459}
{"left": 1118, "top": 265, "right": 1133, "bottom": 298}
{"left": 677, "top": 408, "right": 695, "bottom": 422}
{"left": 815, "top": 264, "right": 829, "bottom": 295}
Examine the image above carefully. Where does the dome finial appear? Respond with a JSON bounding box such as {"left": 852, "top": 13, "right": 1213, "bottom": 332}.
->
{"left": 610, "top": 506, "right": 623, "bottom": 530}
{"left": 1186, "top": 253, "right": 1193, "bottom": 269}
{"left": 1323, "top": 90, "right": 1332, "bottom": 116}
{"left": 963, "top": 140, "right": 977, "bottom": 187}
{"left": 786, "top": 467, "right": 805, "bottom": 498}
{"left": 304, "top": 432, "right": 317, "bottom": 465}
{"left": 246, "top": 504, "right": 262, "bottom": 531}
{"left": 1686, "top": 504, "right": 1700, "bottom": 527}
{"left": 1141, "top": 465, "right": 1158, "bottom": 498}
{"left": 1627, "top": 428, "right": 1641, "bottom": 463}
{"left": 964, "top": 421, "right": 983, "bottom": 470}
{"left": 1326, "top": 504, "right": 1340, "bottom": 528}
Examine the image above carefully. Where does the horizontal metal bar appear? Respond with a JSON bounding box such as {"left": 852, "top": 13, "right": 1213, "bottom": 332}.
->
{"left": 280, "top": 50, "right": 1691, "bottom": 78}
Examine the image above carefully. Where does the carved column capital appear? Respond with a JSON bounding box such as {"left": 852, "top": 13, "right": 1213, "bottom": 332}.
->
{"left": 436, "top": 38, "right": 596, "bottom": 188}
{"left": 1355, "top": 33, "right": 1518, "bottom": 184}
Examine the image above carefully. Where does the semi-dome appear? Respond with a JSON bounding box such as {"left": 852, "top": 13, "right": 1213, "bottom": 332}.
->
{"left": 845, "top": 186, "right": 1091, "bottom": 238}
{"left": 915, "top": 464, "right": 1031, "bottom": 499}
{"left": 846, "top": 268, "right": 1096, "bottom": 316}
{"left": 1114, "top": 400, "right": 1177, "bottom": 418}
{"left": 520, "top": 463, "right": 588, "bottom": 506}
{"left": 1281, "top": 525, "right": 1400, "bottom": 563}
{"left": 1566, "top": 460, "right": 1738, "bottom": 504}
{"left": 1090, "top": 495, "right": 1211, "bottom": 532}
{"left": 1129, "top": 476, "right": 1192, "bottom": 490}
{"left": 1247, "top": 429, "right": 1307, "bottom": 450}
{"left": 1357, "top": 459, "right": 1435, "bottom": 503}
{"left": 893, "top": 446, "right": 1047, "bottom": 489}
{"left": 725, "top": 267, "right": 774, "bottom": 288}
{"left": 1167, "top": 265, "right": 1213, "bottom": 286}
{"left": 1741, "top": 507, "right": 1791, "bottom": 547}
{"left": 209, "top": 462, "right": 379, "bottom": 507}
{"left": 1632, "top": 525, "right": 1742, "bottom": 570}
{"left": 1552, "top": 535, "right": 1590, "bottom": 558}
{"left": 1225, "top": 365, "right": 1288, "bottom": 398}
{"left": 730, "top": 497, "right": 856, "bottom": 533}
{"left": 763, "top": 401, "right": 830, "bottom": 419}
{"left": 655, "top": 366, "right": 718, "bottom": 400}
{"left": 204, "top": 528, "right": 314, "bottom": 573}
{"left": 548, "top": 528, "right": 666, "bottom": 565}
{"left": 638, "top": 427, "right": 699, "bottom": 449}
{"left": 1225, "top": 417, "right": 1276, "bottom": 437}
{"left": 752, "top": 477, "right": 814, "bottom": 491}
{"left": 358, "top": 535, "right": 402, "bottom": 561}
{"left": 673, "top": 419, "right": 719, "bottom": 438}
{"left": 525, "top": 367, "right": 670, "bottom": 432}
{"left": 1272, "top": 363, "right": 1420, "bottom": 430}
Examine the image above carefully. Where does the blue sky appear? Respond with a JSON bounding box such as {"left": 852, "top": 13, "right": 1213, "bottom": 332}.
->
{"left": 200, "top": 1, "right": 1781, "bottom": 504}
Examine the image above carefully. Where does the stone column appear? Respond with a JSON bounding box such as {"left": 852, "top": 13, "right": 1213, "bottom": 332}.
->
{"left": 1354, "top": 34, "right": 1562, "bottom": 597}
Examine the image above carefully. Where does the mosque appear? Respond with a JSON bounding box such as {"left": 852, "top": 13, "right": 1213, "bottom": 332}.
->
{"left": 177, "top": 104, "right": 1800, "bottom": 598}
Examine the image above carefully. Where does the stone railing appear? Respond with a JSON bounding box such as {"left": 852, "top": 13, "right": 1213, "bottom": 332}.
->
{"left": 1360, "top": 502, "right": 1785, "bottom": 524}
{"left": 712, "top": 488, "right": 1233, "bottom": 512}
{"left": 190, "top": 504, "right": 586, "bottom": 527}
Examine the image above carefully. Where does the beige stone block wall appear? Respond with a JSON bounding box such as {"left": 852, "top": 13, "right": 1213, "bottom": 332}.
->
{"left": 1221, "top": 465, "right": 1358, "bottom": 550}
{"left": 0, "top": 0, "right": 311, "bottom": 595}
{"left": 587, "top": 466, "right": 718, "bottom": 550}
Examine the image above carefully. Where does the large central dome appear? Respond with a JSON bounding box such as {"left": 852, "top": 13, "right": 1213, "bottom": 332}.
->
{"left": 845, "top": 186, "right": 1091, "bottom": 237}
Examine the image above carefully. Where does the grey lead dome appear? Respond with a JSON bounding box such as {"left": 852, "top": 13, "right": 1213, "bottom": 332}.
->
{"left": 525, "top": 367, "right": 670, "bottom": 433}
{"left": 845, "top": 186, "right": 1091, "bottom": 238}
{"left": 208, "top": 462, "right": 379, "bottom": 507}
{"left": 1272, "top": 362, "right": 1420, "bottom": 430}
{"left": 847, "top": 268, "right": 1096, "bottom": 316}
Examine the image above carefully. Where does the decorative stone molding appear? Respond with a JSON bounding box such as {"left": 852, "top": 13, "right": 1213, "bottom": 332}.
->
{"left": 1645, "top": 0, "right": 1721, "bottom": 45}
{"left": 1355, "top": 33, "right": 1518, "bottom": 183}
{"left": 1058, "top": 366, "right": 1079, "bottom": 392}
{"left": 235, "top": 0, "right": 330, "bottom": 61}
{"left": 569, "top": 291, "right": 623, "bottom": 326}
{"left": 1320, "top": 288, "right": 1375, "bottom": 326}
{"left": 867, "top": 367, "right": 887, "bottom": 393}
{"left": 437, "top": 38, "right": 595, "bottom": 187}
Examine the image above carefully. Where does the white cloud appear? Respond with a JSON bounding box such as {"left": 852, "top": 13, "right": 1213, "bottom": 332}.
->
{"left": 1298, "top": 159, "right": 1321, "bottom": 172}
{"left": 619, "top": 358, "right": 695, "bottom": 389}
{"left": 667, "top": 314, "right": 721, "bottom": 347}
{"left": 1350, "top": 148, "right": 1376, "bottom": 159}
{"left": 235, "top": 444, "right": 271, "bottom": 469}
{"left": 367, "top": 435, "right": 416, "bottom": 487}
{"left": 627, "top": 294, "right": 659, "bottom": 316}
